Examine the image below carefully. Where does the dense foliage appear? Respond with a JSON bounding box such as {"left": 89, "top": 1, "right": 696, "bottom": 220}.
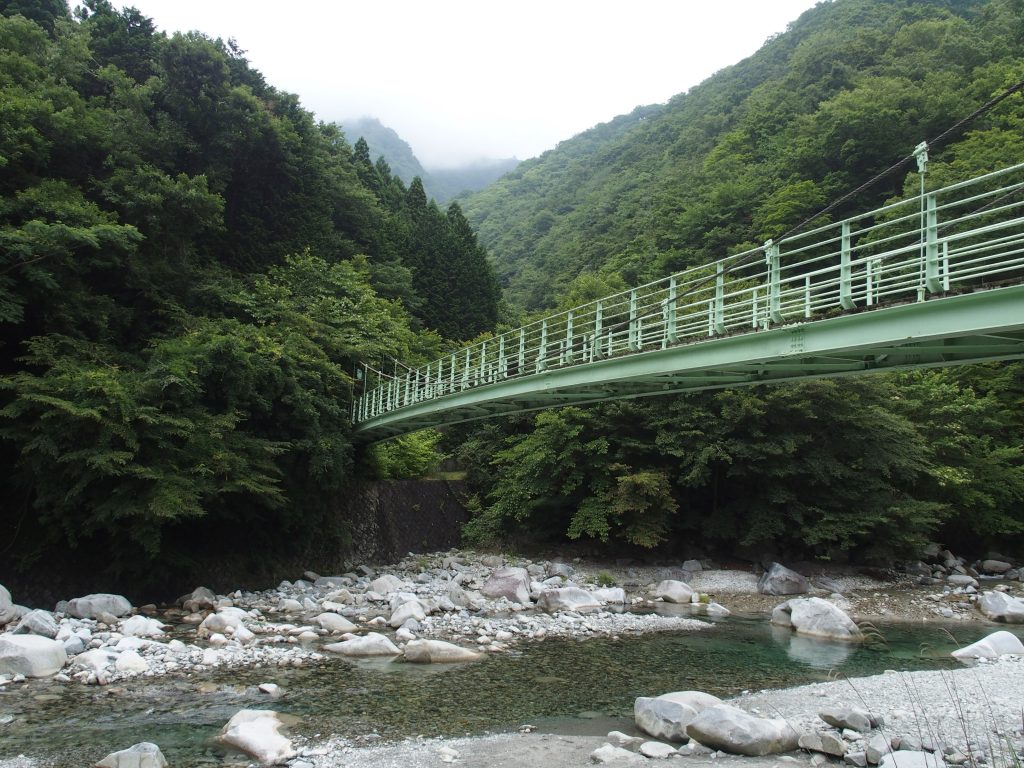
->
{"left": 455, "top": 0, "right": 1024, "bottom": 560}
{"left": 458, "top": 367, "right": 1024, "bottom": 561}
{"left": 0, "top": 1, "right": 499, "bottom": 585}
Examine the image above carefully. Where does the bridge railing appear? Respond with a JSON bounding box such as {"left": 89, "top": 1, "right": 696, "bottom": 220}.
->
{"left": 355, "top": 163, "right": 1024, "bottom": 425}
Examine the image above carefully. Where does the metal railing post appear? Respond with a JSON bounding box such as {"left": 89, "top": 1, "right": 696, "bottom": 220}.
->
{"left": 839, "top": 221, "right": 855, "bottom": 309}
{"left": 713, "top": 263, "right": 725, "bottom": 334}
{"left": 537, "top": 320, "right": 548, "bottom": 372}
{"left": 564, "top": 311, "right": 574, "bottom": 364}
{"left": 766, "top": 241, "right": 783, "bottom": 324}
{"left": 667, "top": 277, "right": 678, "bottom": 343}
{"left": 628, "top": 289, "right": 640, "bottom": 351}
{"left": 924, "top": 193, "right": 941, "bottom": 293}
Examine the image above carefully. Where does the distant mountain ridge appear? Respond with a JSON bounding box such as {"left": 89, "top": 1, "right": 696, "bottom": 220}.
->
{"left": 340, "top": 117, "right": 518, "bottom": 204}
{"left": 459, "top": 0, "right": 1024, "bottom": 311}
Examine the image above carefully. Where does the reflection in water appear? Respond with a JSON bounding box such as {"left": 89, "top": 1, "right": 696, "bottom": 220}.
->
{"left": 769, "top": 624, "right": 855, "bottom": 668}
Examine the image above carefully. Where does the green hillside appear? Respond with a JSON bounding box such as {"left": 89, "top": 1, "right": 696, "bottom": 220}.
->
{"left": 462, "top": 0, "right": 1024, "bottom": 310}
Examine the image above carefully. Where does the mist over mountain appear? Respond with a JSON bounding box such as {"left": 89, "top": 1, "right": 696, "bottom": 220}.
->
{"left": 340, "top": 116, "right": 519, "bottom": 204}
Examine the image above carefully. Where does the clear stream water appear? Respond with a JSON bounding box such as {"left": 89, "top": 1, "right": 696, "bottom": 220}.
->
{"left": 0, "top": 617, "right": 1017, "bottom": 766}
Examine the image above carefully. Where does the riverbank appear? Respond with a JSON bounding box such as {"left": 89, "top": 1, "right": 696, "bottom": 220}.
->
{"left": 306, "top": 657, "right": 1024, "bottom": 767}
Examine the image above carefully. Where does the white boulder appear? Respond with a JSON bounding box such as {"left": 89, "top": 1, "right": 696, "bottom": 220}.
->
{"left": 952, "top": 630, "right": 1024, "bottom": 660}
{"left": 120, "top": 616, "right": 165, "bottom": 638}
{"left": 878, "top": 751, "right": 943, "bottom": 768}
{"left": 180, "top": 586, "right": 217, "bottom": 613}
{"left": 314, "top": 613, "right": 357, "bottom": 633}
{"left": 686, "top": 704, "right": 799, "bottom": 756}
{"left": 634, "top": 691, "right": 722, "bottom": 742}
{"left": 819, "top": 706, "right": 873, "bottom": 732}
{"left": 368, "top": 575, "right": 404, "bottom": 595}
{"left": 537, "top": 587, "right": 601, "bottom": 613}
{"left": 67, "top": 594, "right": 133, "bottom": 620}
{"left": 12, "top": 609, "right": 59, "bottom": 638}
{"left": 404, "top": 639, "right": 485, "bottom": 663}
{"left": 653, "top": 580, "right": 693, "bottom": 604}
{"left": 72, "top": 649, "right": 119, "bottom": 674}
{"left": 590, "top": 743, "right": 645, "bottom": 764}
{"left": 389, "top": 600, "right": 427, "bottom": 628}
{"left": 94, "top": 742, "right": 168, "bottom": 768}
{"left": 199, "top": 607, "right": 248, "bottom": 635}
{"left": 114, "top": 650, "right": 150, "bottom": 674}
{"left": 322, "top": 632, "right": 400, "bottom": 657}
{"left": 771, "top": 597, "right": 863, "bottom": 641}
{"left": 640, "top": 741, "right": 677, "bottom": 758}
{"left": 481, "top": 567, "right": 532, "bottom": 605}
{"left": 217, "top": 709, "right": 296, "bottom": 764}
{"left": 592, "top": 587, "right": 626, "bottom": 604}
{"left": 0, "top": 583, "right": 14, "bottom": 625}
{"left": 0, "top": 634, "right": 68, "bottom": 677}
{"left": 978, "top": 591, "right": 1024, "bottom": 623}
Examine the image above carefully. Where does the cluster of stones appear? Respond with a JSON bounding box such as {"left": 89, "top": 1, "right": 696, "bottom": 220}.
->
{"left": 906, "top": 546, "right": 1021, "bottom": 587}
{"left": 0, "top": 583, "right": 328, "bottom": 689}
{"left": 901, "top": 547, "right": 1024, "bottom": 622}
{"left": 0, "top": 552, "right": 726, "bottom": 693}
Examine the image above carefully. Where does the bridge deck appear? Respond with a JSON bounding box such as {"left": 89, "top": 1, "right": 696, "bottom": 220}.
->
{"left": 354, "top": 162, "right": 1024, "bottom": 442}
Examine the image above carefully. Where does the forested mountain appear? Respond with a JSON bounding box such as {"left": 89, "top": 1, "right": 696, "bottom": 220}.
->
{"left": 341, "top": 117, "right": 428, "bottom": 188}
{"left": 342, "top": 116, "right": 520, "bottom": 204}
{"left": 463, "top": 0, "right": 1024, "bottom": 310}
{"left": 452, "top": 0, "right": 1024, "bottom": 560}
{"left": 0, "top": 0, "right": 499, "bottom": 588}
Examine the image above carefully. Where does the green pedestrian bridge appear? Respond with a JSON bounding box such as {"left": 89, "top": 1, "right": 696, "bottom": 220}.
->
{"left": 354, "top": 161, "right": 1024, "bottom": 442}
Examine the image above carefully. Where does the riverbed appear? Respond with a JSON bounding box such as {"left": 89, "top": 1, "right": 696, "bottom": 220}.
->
{"left": 0, "top": 616, "right": 1015, "bottom": 767}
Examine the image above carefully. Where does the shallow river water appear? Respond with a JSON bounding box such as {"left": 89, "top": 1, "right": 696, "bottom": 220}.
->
{"left": 0, "top": 616, "right": 1015, "bottom": 766}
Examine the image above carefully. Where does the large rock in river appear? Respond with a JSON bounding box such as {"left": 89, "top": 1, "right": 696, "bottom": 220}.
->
{"left": 67, "top": 594, "right": 133, "bottom": 620}
{"left": 654, "top": 580, "right": 694, "bottom": 604}
{"left": 481, "top": 567, "right": 531, "bottom": 605}
{"left": 0, "top": 634, "right": 68, "bottom": 677}
{"left": 217, "top": 709, "right": 296, "bottom": 765}
{"left": 94, "top": 742, "right": 168, "bottom": 768}
{"left": 323, "top": 632, "right": 400, "bottom": 657}
{"left": 687, "top": 704, "right": 799, "bottom": 756}
{"left": 634, "top": 691, "right": 722, "bottom": 742}
{"left": 403, "top": 639, "right": 484, "bottom": 663}
{"left": 537, "top": 587, "right": 601, "bottom": 613}
{"left": 952, "top": 630, "right": 1024, "bottom": 660}
{"left": 978, "top": 591, "right": 1024, "bottom": 623}
{"left": 757, "top": 563, "right": 809, "bottom": 596}
{"left": 771, "top": 597, "right": 863, "bottom": 641}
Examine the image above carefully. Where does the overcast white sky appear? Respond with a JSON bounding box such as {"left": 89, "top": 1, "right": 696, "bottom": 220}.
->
{"left": 119, "top": 1, "right": 821, "bottom": 168}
